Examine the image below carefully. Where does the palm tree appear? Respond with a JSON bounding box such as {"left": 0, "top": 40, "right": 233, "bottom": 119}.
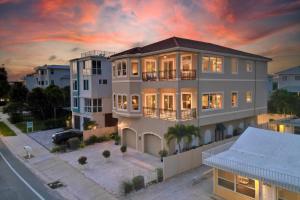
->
{"left": 164, "top": 124, "right": 200, "bottom": 153}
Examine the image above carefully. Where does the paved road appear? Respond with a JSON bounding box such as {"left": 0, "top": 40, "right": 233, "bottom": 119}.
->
{"left": 0, "top": 140, "right": 63, "bottom": 200}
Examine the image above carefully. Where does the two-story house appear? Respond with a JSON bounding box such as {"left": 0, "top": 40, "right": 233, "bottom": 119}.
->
{"left": 273, "top": 66, "right": 300, "bottom": 95}
{"left": 110, "top": 37, "right": 271, "bottom": 157}
{"left": 70, "top": 50, "right": 117, "bottom": 131}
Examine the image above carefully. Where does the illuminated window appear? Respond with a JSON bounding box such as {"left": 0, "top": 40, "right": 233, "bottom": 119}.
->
{"left": 182, "top": 93, "right": 192, "bottom": 109}
{"left": 278, "top": 188, "right": 298, "bottom": 200}
{"left": 117, "top": 95, "right": 127, "bottom": 110}
{"left": 202, "top": 56, "right": 223, "bottom": 73}
{"left": 231, "top": 92, "right": 238, "bottom": 107}
{"left": 217, "top": 169, "right": 234, "bottom": 191}
{"left": 246, "top": 61, "right": 253, "bottom": 72}
{"left": 236, "top": 175, "right": 255, "bottom": 198}
{"left": 131, "top": 95, "right": 140, "bottom": 111}
{"left": 145, "top": 60, "right": 156, "bottom": 72}
{"left": 231, "top": 58, "right": 238, "bottom": 74}
{"left": 246, "top": 91, "right": 252, "bottom": 103}
{"left": 202, "top": 93, "right": 223, "bottom": 110}
{"left": 131, "top": 61, "right": 139, "bottom": 76}
{"left": 181, "top": 55, "right": 192, "bottom": 71}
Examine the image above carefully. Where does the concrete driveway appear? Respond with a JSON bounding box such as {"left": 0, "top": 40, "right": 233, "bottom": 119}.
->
{"left": 28, "top": 128, "right": 64, "bottom": 150}
{"left": 58, "top": 141, "right": 162, "bottom": 197}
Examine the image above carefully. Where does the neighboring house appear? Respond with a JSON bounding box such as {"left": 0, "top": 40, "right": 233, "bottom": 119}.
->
{"left": 267, "top": 74, "right": 274, "bottom": 97}
{"left": 110, "top": 37, "right": 271, "bottom": 157}
{"left": 273, "top": 66, "right": 300, "bottom": 95}
{"left": 24, "top": 65, "right": 70, "bottom": 90}
{"left": 70, "top": 50, "right": 117, "bottom": 131}
{"left": 203, "top": 127, "right": 300, "bottom": 200}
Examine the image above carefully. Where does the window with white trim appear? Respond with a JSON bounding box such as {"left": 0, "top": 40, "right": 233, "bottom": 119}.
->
{"left": 182, "top": 93, "right": 192, "bottom": 109}
{"left": 217, "top": 169, "right": 234, "bottom": 191}
{"left": 83, "top": 80, "right": 89, "bottom": 90}
{"left": 181, "top": 55, "right": 192, "bottom": 71}
{"left": 83, "top": 60, "right": 91, "bottom": 75}
{"left": 246, "top": 61, "right": 253, "bottom": 72}
{"left": 84, "top": 98, "right": 92, "bottom": 112}
{"left": 202, "top": 56, "right": 223, "bottom": 73}
{"left": 73, "top": 97, "right": 78, "bottom": 108}
{"left": 118, "top": 95, "right": 127, "bottom": 110}
{"left": 144, "top": 60, "right": 156, "bottom": 72}
{"left": 231, "top": 58, "right": 238, "bottom": 74}
{"left": 92, "top": 98, "right": 102, "bottom": 112}
{"left": 202, "top": 93, "right": 223, "bottom": 110}
{"left": 131, "top": 95, "right": 140, "bottom": 111}
{"left": 246, "top": 91, "right": 252, "bottom": 103}
{"left": 231, "top": 92, "right": 238, "bottom": 107}
{"left": 131, "top": 61, "right": 139, "bottom": 76}
{"left": 116, "top": 60, "right": 127, "bottom": 77}
{"left": 92, "top": 60, "right": 101, "bottom": 75}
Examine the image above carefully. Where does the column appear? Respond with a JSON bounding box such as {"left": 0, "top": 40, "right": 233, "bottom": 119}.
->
{"left": 157, "top": 88, "right": 160, "bottom": 118}
{"left": 176, "top": 51, "right": 180, "bottom": 80}
{"left": 156, "top": 56, "right": 160, "bottom": 81}
{"left": 176, "top": 90, "right": 181, "bottom": 120}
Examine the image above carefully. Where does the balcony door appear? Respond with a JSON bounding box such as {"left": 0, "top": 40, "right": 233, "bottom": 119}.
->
{"left": 161, "top": 59, "right": 175, "bottom": 79}
{"left": 144, "top": 94, "right": 156, "bottom": 116}
{"left": 181, "top": 93, "right": 192, "bottom": 110}
{"left": 163, "top": 94, "right": 174, "bottom": 110}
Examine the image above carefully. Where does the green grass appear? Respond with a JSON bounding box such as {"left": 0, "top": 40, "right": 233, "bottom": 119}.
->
{"left": 15, "top": 120, "right": 46, "bottom": 133}
{"left": 0, "top": 122, "right": 16, "bottom": 136}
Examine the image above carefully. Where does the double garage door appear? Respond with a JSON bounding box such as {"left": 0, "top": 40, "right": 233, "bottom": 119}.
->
{"left": 122, "top": 129, "right": 161, "bottom": 157}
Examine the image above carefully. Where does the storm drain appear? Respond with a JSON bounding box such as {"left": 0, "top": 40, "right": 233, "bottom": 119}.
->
{"left": 47, "top": 180, "right": 64, "bottom": 189}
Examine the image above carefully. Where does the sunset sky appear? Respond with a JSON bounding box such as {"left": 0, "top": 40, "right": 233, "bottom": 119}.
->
{"left": 1, "top": 0, "right": 300, "bottom": 81}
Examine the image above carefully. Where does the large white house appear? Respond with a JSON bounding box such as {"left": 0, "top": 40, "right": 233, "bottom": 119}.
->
{"left": 273, "top": 66, "right": 300, "bottom": 95}
{"left": 70, "top": 50, "right": 117, "bottom": 131}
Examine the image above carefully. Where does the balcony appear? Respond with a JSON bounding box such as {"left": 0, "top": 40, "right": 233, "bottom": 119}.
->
{"left": 159, "top": 109, "right": 176, "bottom": 120}
{"left": 181, "top": 70, "right": 196, "bottom": 80}
{"left": 143, "top": 107, "right": 157, "bottom": 117}
{"left": 142, "top": 72, "right": 157, "bottom": 81}
{"left": 181, "top": 108, "right": 197, "bottom": 120}
{"left": 159, "top": 70, "right": 176, "bottom": 80}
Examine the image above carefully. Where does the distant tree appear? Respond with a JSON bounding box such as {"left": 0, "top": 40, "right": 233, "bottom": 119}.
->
{"left": 45, "top": 85, "right": 64, "bottom": 119}
{"left": 27, "top": 88, "right": 49, "bottom": 119}
{"left": 62, "top": 86, "right": 70, "bottom": 107}
{"left": 268, "top": 89, "right": 298, "bottom": 115}
{"left": 9, "top": 83, "right": 28, "bottom": 103}
{"left": 0, "top": 66, "right": 10, "bottom": 99}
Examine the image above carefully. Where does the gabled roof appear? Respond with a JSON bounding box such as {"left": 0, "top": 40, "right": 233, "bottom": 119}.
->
{"left": 111, "top": 37, "right": 271, "bottom": 61}
{"left": 204, "top": 127, "right": 300, "bottom": 192}
{"left": 275, "top": 66, "right": 300, "bottom": 75}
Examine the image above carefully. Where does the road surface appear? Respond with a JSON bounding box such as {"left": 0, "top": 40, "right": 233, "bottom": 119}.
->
{"left": 0, "top": 139, "right": 63, "bottom": 200}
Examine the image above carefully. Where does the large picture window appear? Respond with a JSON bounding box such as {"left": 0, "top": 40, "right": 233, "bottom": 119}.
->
{"left": 202, "top": 93, "right": 223, "bottom": 110}
{"left": 202, "top": 56, "right": 223, "bottom": 73}
{"left": 117, "top": 95, "right": 127, "bottom": 110}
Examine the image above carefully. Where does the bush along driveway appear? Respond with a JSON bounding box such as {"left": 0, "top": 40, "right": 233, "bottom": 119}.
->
{"left": 0, "top": 121, "right": 16, "bottom": 136}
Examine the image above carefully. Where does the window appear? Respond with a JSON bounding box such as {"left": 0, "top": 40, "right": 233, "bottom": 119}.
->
{"left": 84, "top": 98, "right": 92, "bottom": 112}
{"left": 202, "top": 56, "right": 223, "bottom": 73}
{"left": 99, "top": 79, "right": 102, "bottom": 84}
{"left": 145, "top": 60, "right": 156, "bottom": 72}
{"left": 282, "top": 76, "right": 287, "bottom": 81}
{"left": 113, "top": 94, "right": 116, "bottom": 108}
{"left": 50, "top": 69, "right": 54, "bottom": 74}
{"left": 163, "top": 94, "right": 174, "bottom": 110}
{"left": 92, "top": 98, "right": 102, "bottom": 112}
{"left": 131, "top": 95, "right": 140, "bottom": 111}
{"left": 116, "top": 60, "right": 127, "bottom": 77}
{"left": 295, "top": 76, "right": 300, "bottom": 80}
{"left": 118, "top": 95, "right": 127, "bottom": 110}
{"left": 103, "top": 79, "right": 107, "bottom": 84}
{"left": 202, "top": 93, "right": 223, "bottom": 110}
{"left": 73, "top": 80, "right": 78, "bottom": 90}
{"left": 83, "top": 60, "right": 91, "bottom": 75}
{"left": 181, "top": 55, "right": 192, "bottom": 71}
{"left": 51, "top": 80, "right": 54, "bottom": 85}
{"left": 41, "top": 81, "right": 44, "bottom": 85}
{"left": 231, "top": 58, "right": 238, "bottom": 74}
{"left": 231, "top": 92, "right": 238, "bottom": 107}
{"left": 182, "top": 93, "right": 192, "bottom": 109}
{"left": 145, "top": 94, "right": 156, "bottom": 108}
{"left": 83, "top": 80, "right": 89, "bottom": 90}
{"left": 72, "top": 62, "right": 78, "bottom": 75}
{"left": 73, "top": 97, "right": 78, "bottom": 108}
{"left": 246, "top": 61, "right": 253, "bottom": 72}
{"left": 218, "top": 169, "right": 234, "bottom": 191}
{"left": 131, "top": 61, "right": 139, "bottom": 76}
{"left": 246, "top": 91, "right": 252, "bottom": 103}
{"left": 92, "top": 60, "right": 101, "bottom": 75}
{"left": 236, "top": 175, "right": 255, "bottom": 198}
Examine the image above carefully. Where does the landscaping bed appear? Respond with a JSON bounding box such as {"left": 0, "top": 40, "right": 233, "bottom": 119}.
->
{"left": 0, "top": 122, "right": 16, "bottom": 136}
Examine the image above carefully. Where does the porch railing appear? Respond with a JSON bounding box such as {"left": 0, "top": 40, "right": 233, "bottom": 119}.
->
{"left": 142, "top": 72, "right": 157, "bottom": 81}
{"left": 159, "top": 70, "right": 176, "bottom": 80}
{"left": 143, "top": 107, "right": 158, "bottom": 117}
{"left": 181, "top": 69, "right": 196, "bottom": 80}
{"left": 181, "top": 108, "right": 197, "bottom": 120}
{"left": 159, "top": 109, "right": 176, "bottom": 120}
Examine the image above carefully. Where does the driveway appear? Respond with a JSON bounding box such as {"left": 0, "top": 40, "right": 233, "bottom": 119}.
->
{"left": 124, "top": 165, "right": 219, "bottom": 200}
{"left": 58, "top": 141, "right": 162, "bottom": 197}
{"left": 28, "top": 128, "right": 63, "bottom": 150}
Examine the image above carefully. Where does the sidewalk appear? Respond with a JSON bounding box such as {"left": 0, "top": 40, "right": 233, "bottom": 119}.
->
{"left": 0, "top": 112, "right": 117, "bottom": 200}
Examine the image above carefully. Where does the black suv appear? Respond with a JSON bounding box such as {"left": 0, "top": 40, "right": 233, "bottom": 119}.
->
{"left": 52, "top": 129, "right": 83, "bottom": 144}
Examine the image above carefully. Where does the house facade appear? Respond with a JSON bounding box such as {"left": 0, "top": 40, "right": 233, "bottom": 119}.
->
{"left": 70, "top": 50, "right": 117, "bottom": 131}
{"left": 273, "top": 66, "right": 300, "bottom": 95}
{"left": 24, "top": 65, "right": 70, "bottom": 91}
{"left": 110, "top": 37, "right": 271, "bottom": 156}
{"left": 203, "top": 127, "right": 300, "bottom": 200}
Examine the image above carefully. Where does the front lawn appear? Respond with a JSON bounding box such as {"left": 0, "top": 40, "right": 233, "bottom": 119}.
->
{"left": 0, "top": 122, "right": 16, "bottom": 136}
{"left": 15, "top": 118, "right": 66, "bottom": 133}
{"left": 15, "top": 120, "right": 46, "bottom": 133}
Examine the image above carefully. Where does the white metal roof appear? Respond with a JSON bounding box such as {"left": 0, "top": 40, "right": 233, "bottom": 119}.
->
{"left": 203, "top": 127, "right": 300, "bottom": 193}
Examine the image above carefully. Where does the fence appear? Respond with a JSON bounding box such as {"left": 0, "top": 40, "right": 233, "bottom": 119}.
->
{"left": 83, "top": 126, "right": 117, "bottom": 141}
{"left": 163, "top": 136, "right": 238, "bottom": 180}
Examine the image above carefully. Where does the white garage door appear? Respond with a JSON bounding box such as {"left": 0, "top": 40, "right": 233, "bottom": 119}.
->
{"left": 144, "top": 134, "right": 161, "bottom": 157}
{"left": 123, "top": 128, "right": 136, "bottom": 149}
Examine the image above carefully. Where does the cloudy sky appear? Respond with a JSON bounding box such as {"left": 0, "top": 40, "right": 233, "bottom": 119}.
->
{"left": 1, "top": 0, "right": 300, "bottom": 80}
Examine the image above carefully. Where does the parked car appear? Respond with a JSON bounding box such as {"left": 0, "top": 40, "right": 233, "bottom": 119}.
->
{"left": 52, "top": 129, "right": 83, "bottom": 144}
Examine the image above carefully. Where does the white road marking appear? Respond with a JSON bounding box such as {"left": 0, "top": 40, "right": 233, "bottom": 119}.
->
{"left": 0, "top": 152, "right": 45, "bottom": 200}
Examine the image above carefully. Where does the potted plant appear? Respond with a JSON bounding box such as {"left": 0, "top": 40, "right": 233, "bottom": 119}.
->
{"left": 114, "top": 135, "right": 121, "bottom": 145}
{"left": 120, "top": 145, "right": 127, "bottom": 157}
{"left": 158, "top": 149, "right": 168, "bottom": 162}
{"left": 78, "top": 156, "right": 87, "bottom": 169}
{"left": 102, "top": 150, "right": 111, "bottom": 162}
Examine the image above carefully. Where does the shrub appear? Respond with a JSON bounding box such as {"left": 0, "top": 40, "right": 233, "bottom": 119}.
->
{"left": 158, "top": 149, "right": 168, "bottom": 162}
{"left": 132, "top": 175, "right": 145, "bottom": 191}
{"left": 9, "top": 113, "right": 23, "bottom": 124}
{"left": 120, "top": 145, "right": 127, "bottom": 153}
{"left": 156, "top": 168, "right": 163, "bottom": 182}
{"left": 79, "top": 142, "right": 85, "bottom": 148}
{"left": 114, "top": 135, "right": 121, "bottom": 145}
{"left": 121, "top": 180, "right": 133, "bottom": 195}
{"left": 102, "top": 150, "right": 110, "bottom": 158}
{"left": 51, "top": 145, "right": 67, "bottom": 153}
{"left": 67, "top": 137, "right": 80, "bottom": 150}
{"left": 84, "top": 135, "right": 98, "bottom": 145}
{"left": 44, "top": 118, "right": 65, "bottom": 129}
{"left": 78, "top": 156, "right": 87, "bottom": 165}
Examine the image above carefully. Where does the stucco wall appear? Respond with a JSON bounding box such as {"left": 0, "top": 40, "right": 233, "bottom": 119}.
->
{"left": 83, "top": 126, "right": 117, "bottom": 141}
